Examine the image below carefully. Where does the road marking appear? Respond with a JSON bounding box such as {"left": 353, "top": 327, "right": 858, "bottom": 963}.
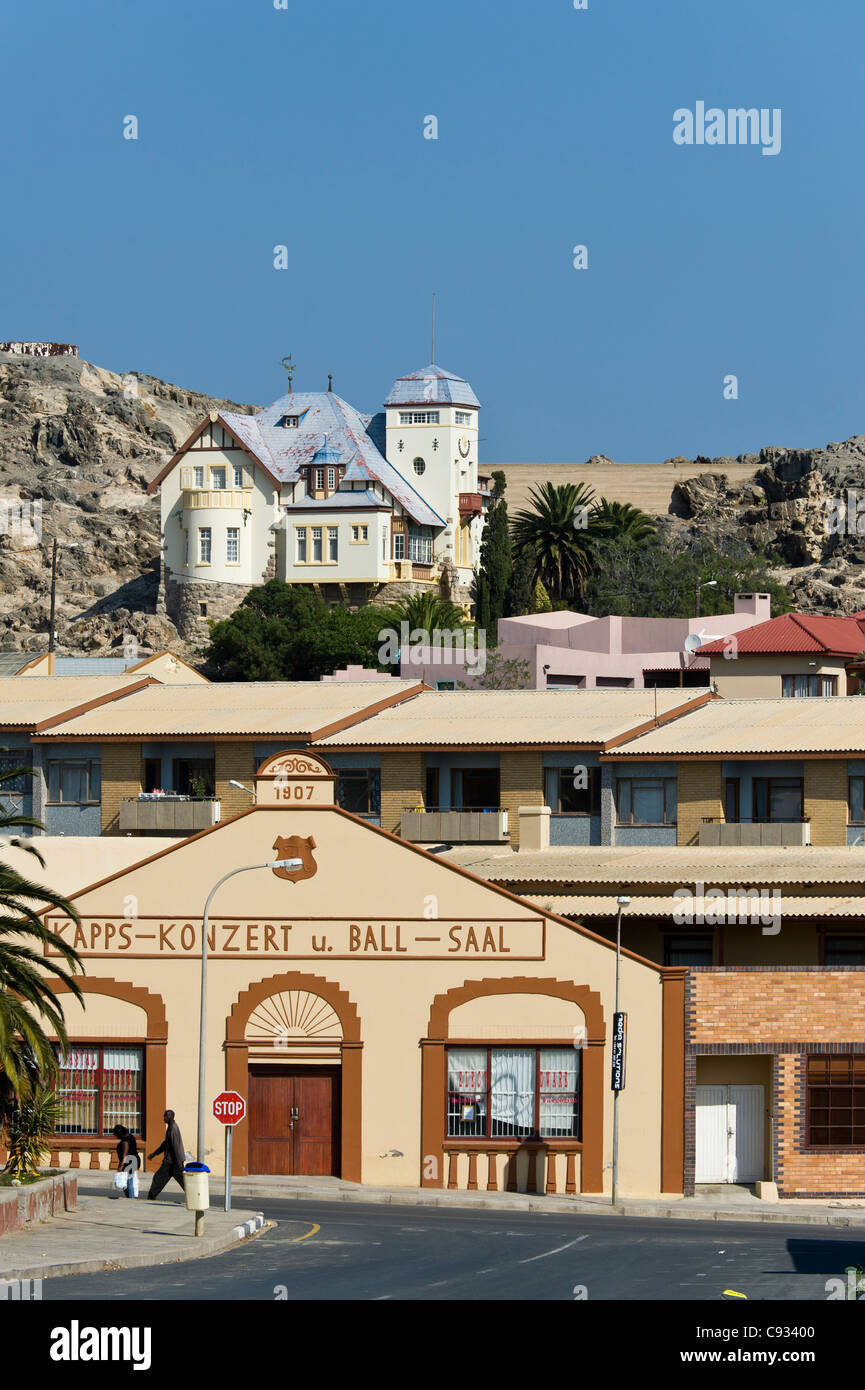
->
{"left": 519, "top": 1235, "right": 588, "bottom": 1265}
{"left": 287, "top": 1222, "right": 320, "bottom": 1243}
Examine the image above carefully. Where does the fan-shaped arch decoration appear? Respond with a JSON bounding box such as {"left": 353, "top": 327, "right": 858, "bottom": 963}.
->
{"left": 245, "top": 989, "right": 344, "bottom": 1044}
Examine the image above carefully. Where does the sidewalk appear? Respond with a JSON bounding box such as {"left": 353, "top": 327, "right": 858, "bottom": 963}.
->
{"left": 0, "top": 1187, "right": 267, "bottom": 1283}
{"left": 76, "top": 1169, "right": 865, "bottom": 1229}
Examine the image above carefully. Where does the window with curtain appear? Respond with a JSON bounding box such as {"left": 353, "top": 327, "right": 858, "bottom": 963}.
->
{"left": 54, "top": 1045, "right": 143, "bottom": 1135}
{"left": 446, "top": 1047, "right": 580, "bottom": 1140}
{"left": 46, "top": 760, "right": 100, "bottom": 804}
{"left": 616, "top": 777, "right": 676, "bottom": 824}
{"left": 782, "top": 674, "right": 838, "bottom": 697}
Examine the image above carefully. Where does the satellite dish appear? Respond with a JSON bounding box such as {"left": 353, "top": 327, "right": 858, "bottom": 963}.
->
{"left": 683, "top": 633, "right": 703, "bottom": 654}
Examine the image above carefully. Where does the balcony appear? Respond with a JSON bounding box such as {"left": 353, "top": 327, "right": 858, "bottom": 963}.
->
{"left": 400, "top": 807, "right": 509, "bottom": 843}
{"left": 181, "top": 488, "right": 249, "bottom": 511}
{"left": 118, "top": 796, "right": 221, "bottom": 833}
{"left": 699, "top": 818, "right": 810, "bottom": 847}
{"left": 458, "top": 492, "right": 484, "bottom": 519}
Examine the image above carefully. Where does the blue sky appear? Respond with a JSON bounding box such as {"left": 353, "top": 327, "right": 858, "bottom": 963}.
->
{"left": 2, "top": 0, "right": 862, "bottom": 463}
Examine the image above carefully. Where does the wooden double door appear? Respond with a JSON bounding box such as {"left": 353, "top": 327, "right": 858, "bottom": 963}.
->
{"left": 248, "top": 1066, "right": 340, "bottom": 1176}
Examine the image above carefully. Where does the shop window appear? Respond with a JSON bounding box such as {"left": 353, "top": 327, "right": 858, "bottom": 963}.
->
{"left": 824, "top": 934, "right": 865, "bottom": 966}
{"left": 664, "top": 934, "right": 713, "bottom": 967}
{"left": 552, "top": 766, "right": 600, "bottom": 816}
{"left": 447, "top": 1047, "right": 580, "bottom": 1140}
{"left": 46, "top": 759, "right": 101, "bottom": 805}
{"left": 54, "top": 1045, "right": 143, "bottom": 1136}
{"left": 335, "top": 769, "right": 380, "bottom": 816}
{"left": 807, "top": 1056, "right": 865, "bottom": 1147}
{"left": 616, "top": 777, "right": 676, "bottom": 825}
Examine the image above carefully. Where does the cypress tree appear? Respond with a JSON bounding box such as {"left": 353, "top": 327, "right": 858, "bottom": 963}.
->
{"left": 474, "top": 470, "right": 512, "bottom": 633}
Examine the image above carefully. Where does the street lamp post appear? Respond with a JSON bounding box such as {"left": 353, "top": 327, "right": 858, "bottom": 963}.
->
{"left": 611, "top": 893, "right": 630, "bottom": 1206}
{"left": 695, "top": 579, "right": 718, "bottom": 619}
{"left": 197, "top": 858, "right": 301, "bottom": 1162}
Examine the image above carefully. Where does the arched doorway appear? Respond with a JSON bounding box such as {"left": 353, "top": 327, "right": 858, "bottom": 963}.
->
{"left": 226, "top": 972, "right": 362, "bottom": 1180}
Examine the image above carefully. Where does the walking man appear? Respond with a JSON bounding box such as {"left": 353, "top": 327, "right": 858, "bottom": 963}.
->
{"left": 146, "top": 1109, "right": 187, "bottom": 1200}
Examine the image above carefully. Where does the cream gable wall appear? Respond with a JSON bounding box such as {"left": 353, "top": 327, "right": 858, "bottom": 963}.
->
{"left": 45, "top": 805, "right": 666, "bottom": 1194}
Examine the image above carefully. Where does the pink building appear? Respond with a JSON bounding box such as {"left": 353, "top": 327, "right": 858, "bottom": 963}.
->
{"left": 400, "top": 593, "right": 772, "bottom": 689}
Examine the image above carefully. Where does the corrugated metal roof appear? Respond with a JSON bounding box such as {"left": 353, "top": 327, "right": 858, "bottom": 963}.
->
{"left": 383, "top": 364, "right": 480, "bottom": 408}
{"left": 317, "top": 689, "right": 708, "bottom": 747}
{"left": 441, "top": 844, "right": 865, "bottom": 885}
{"left": 220, "top": 393, "right": 444, "bottom": 528}
{"left": 0, "top": 674, "right": 151, "bottom": 728}
{"left": 526, "top": 893, "right": 865, "bottom": 918}
{"left": 698, "top": 612, "right": 865, "bottom": 656}
{"left": 611, "top": 696, "right": 865, "bottom": 756}
{"left": 0, "top": 653, "right": 41, "bottom": 676}
{"left": 36, "top": 680, "right": 425, "bottom": 739}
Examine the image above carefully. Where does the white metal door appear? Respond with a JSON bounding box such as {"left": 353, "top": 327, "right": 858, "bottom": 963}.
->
{"left": 696, "top": 1085, "right": 728, "bottom": 1181}
{"left": 730, "top": 1085, "right": 764, "bottom": 1182}
{"left": 695, "top": 1084, "right": 764, "bottom": 1183}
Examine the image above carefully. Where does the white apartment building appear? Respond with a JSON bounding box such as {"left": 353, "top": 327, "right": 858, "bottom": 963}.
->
{"left": 150, "top": 364, "right": 487, "bottom": 634}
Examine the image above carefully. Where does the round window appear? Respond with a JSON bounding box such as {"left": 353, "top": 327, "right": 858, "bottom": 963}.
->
{"left": 413, "top": 458, "right": 426, "bottom": 476}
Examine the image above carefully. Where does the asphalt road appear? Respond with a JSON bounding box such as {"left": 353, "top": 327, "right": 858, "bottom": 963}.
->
{"left": 42, "top": 1194, "right": 865, "bottom": 1301}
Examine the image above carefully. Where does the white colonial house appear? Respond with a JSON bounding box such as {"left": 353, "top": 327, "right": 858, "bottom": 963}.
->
{"left": 150, "top": 364, "right": 488, "bottom": 634}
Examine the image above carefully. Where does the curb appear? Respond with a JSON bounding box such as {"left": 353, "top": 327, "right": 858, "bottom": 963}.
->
{"left": 221, "top": 1182, "right": 865, "bottom": 1229}
{"left": 0, "top": 1211, "right": 270, "bottom": 1284}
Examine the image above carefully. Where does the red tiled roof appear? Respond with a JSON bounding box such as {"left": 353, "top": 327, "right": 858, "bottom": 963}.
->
{"left": 698, "top": 613, "right": 865, "bottom": 657}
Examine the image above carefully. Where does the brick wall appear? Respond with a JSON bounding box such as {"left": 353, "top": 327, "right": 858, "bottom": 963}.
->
{"left": 677, "top": 761, "right": 722, "bottom": 846}
{"left": 692, "top": 970, "right": 865, "bottom": 1045}
{"left": 101, "top": 743, "right": 143, "bottom": 833}
{"left": 380, "top": 751, "right": 425, "bottom": 836}
{"left": 500, "top": 751, "right": 544, "bottom": 851}
{"left": 214, "top": 743, "right": 257, "bottom": 821}
{"left": 690, "top": 969, "right": 865, "bottom": 1196}
{"left": 804, "top": 760, "right": 848, "bottom": 846}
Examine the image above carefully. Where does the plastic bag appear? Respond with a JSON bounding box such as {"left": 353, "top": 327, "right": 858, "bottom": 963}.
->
{"left": 112, "top": 1171, "right": 126, "bottom": 1197}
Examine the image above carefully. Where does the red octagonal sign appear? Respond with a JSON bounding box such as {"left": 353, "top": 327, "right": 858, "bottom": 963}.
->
{"left": 213, "top": 1090, "right": 246, "bottom": 1126}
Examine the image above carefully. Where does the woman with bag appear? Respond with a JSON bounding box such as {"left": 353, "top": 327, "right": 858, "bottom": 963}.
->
{"left": 110, "top": 1124, "right": 141, "bottom": 1198}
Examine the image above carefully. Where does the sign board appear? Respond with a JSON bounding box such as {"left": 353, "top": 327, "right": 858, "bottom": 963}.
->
{"left": 212, "top": 1091, "right": 246, "bottom": 1126}
{"left": 610, "top": 1012, "right": 627, "bottom": 1092}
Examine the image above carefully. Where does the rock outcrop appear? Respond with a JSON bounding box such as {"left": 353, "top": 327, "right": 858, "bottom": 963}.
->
{"left": 0, "top": 351, "right": 255, "bottom": 657}
{"left": 664, "top": 435, "right": 865, "bottom": 613}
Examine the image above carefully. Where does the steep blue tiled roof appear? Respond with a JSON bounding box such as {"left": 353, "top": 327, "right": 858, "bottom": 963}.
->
{"left": 283, "top": 490, "right": 387, "bottom": 510}
{"left": 383, "top": 364, "right": 480, "bottom": 409}
{"left": 220, "top": 391, "right": 444, "bottom": 529}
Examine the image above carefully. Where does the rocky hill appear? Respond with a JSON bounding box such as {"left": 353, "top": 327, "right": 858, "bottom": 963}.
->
{"left": 664, "top": 436, "right": 865, "bottom": 612}
{"left": 0, "top": 351, "right": 255, "bottom": 658}
{"left": 0, "top": 349, "right": 862, "bottom": 658}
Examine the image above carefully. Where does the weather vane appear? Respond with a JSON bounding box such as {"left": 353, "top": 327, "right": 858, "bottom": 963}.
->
{"left": 281, "top": 354, "right": 295, "bottom": 392}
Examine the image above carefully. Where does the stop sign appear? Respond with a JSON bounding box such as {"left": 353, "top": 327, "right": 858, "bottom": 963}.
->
{"left": 213, "top": 1091, "right": 246, "bottom": 1126}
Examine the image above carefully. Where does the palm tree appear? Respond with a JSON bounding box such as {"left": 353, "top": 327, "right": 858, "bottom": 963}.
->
{"left": 590, "top": 499, "right": 657, "bottom": 545}
{"left": 510, "top": 481, "right": 599, "bottom": 604}
{"left": 383, "top": 590, "right": 468, "bottom": 637}
{"left": 0, "top": 762, "right": 83, "bottom": 1120}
